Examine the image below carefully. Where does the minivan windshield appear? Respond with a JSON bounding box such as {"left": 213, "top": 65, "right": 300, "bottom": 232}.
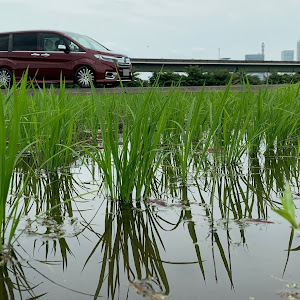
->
{"left": 65, "top": 32, "right": 109, "bottom": 52}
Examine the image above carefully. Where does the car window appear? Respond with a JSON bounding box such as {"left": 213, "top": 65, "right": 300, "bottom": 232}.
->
{"left": 66, "top": 33, "right": 108, "bottom": 52}
{"left": 73, "top": 36, "right": 90, "bottom": 49}
{"left": 43, "top": 33, "right": 66, "bottom": 51}
{"left": 64, "top": 37, "right": 84, "bottom": 52}
{"left": 0, "top": 34, "right": 9, "bottom": 51}
{"left": 13, "top": 33, "right": 38, "bottom": 51}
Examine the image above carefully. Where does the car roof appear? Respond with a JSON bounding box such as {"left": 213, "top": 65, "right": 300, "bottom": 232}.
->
{"left": 0, "top": 30, "right": 76, "bottom": 37}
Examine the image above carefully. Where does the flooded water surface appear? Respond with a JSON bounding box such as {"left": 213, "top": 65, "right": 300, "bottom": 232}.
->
{"left": 4, "top": 151, "right": 299, "bottom": 300}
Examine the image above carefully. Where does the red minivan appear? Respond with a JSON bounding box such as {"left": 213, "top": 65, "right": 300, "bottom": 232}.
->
{"left": 0, "top": 30, "right": 132, "bottom": 88}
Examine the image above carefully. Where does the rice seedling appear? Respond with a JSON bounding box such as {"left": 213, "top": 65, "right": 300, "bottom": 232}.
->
{"left": 262, "top": 84, "right": 300, "bottom": 152}
{"left": 0, "top": 72, "right": 30, "bottom": 253}
{"left": 87, "top": 83, "right": 170, "bottom": 202}
{"left": 20, "top": 83, "right": 87, "bottom": 171}
{"left": 0, "top": 75, "right": 86, "bottom": 254}
{"left": 171, "top": 87, "right": 206, "bottom": 184}
{"left": 273, "top": 181, "right": 300, "bottom": 234}
{"left": 2, "top": 71, "right": 299, "bottom": 260}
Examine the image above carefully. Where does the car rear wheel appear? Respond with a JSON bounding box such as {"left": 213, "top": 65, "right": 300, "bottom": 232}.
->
{"left": 75, "top": 66, "right": 95, "bottom": 88}
{"left": 0, "top": 68, "right": 12, "bottom": 89}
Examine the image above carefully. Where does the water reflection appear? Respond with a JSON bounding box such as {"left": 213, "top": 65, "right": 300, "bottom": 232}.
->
{"left": 180, "top": 185, "right": 206, "bottom": 281}
{"left": 4, "top": 146, "right": 300, "bottom": 299}
{"left": 264, "top": 146, "right": 300, "bottom": 193}
{"left": 85, "top": 200, "right": 169, "bottom": 299}
{"left": 0, "top": 248, "right": 41, "bottom": 300}
{"left": 12, "top": 169, "right": 87, "bottom": 272}
{"left": 180, "top": 184, "right": 234, "bottom": 287}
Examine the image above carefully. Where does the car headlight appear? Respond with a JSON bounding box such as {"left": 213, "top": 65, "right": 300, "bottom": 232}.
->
{"left": 94, "top": 54, "right": 118, "bottom": 63}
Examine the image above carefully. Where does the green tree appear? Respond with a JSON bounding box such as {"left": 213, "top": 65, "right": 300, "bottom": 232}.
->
{"left": 185, "top": 66, "right": 208, "bottom": 86}
{"left": 207, "top": 69, "right": 231, "bottom": 85}
{"left": 266, "top": 72, "right": 294, "bottom": 84}
{"left": 292, "top": 73, "right": 300, "bottom": 83}
{"left": 149, "top": 71, "right": 187, "bottom": 86}
{"left": 247, "top": 74, "right": 262, "bottom": 85}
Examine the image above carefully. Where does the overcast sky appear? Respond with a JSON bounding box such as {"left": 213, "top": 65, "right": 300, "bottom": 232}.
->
{"left": 1, "top": 0, "right": 300, "bottom": 61}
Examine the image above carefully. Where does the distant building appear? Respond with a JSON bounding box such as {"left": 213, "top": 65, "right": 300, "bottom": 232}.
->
{"left": 245, "top": 54, "right": 265, "bottom": 61}
{"left": 297, "top": 40, "right": 300, "bottom": 61}
{"left": 245, "top": 53, "right": 265, "bottom": 81}
{"left": 281, "top": 50, "right": 294, "bottom": 61}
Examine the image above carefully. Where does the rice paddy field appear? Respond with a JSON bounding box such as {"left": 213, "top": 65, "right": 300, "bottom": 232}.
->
{"left": 1, "top": 75, "right": 300, "bottom": 299}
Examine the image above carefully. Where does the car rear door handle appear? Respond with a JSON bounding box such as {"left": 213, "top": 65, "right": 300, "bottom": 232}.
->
{"left": 41, "top": 53, "right": 50, "bottom": 57}
{"left": 31, "top": 53, "right": 40, "bottom": 57}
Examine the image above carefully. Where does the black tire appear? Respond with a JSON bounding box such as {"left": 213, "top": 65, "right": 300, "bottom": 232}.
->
{"left": 74, "top": 66, "right": 95, "bottom": 88}
{"left": 0, "top": 68, "right": 12, "bottom": 89}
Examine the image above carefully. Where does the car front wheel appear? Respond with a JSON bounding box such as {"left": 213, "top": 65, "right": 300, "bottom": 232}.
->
{"left": 0, "top": 68, "right": 12, "bottom": 89}
{"left": 75, "top": 66, "right": 95, "bottom": 88}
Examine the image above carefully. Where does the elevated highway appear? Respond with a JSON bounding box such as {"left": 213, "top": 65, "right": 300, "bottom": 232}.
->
{"left": 131, "top": 58, "right": 300, "bottom": 73}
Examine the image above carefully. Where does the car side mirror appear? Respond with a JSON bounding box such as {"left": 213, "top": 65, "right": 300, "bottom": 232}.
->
{"left": 58, "top": 44, "right": 67, "bottom": 51}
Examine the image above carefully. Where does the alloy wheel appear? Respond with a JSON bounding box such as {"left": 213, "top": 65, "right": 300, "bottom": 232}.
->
{"left": 0, "top": 68, "right": 12, "bottom": 88}
{"left": 75, "top": 67, "right": 95, "bottom": 88}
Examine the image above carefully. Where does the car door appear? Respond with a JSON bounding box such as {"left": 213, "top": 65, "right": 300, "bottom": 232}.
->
{"left": 7, "top": 32, "right": 41, "bottom": 81}
{"left": 0, "top": 34, "right": 9, "bottom": 59}
{"left": 36, "top": 33, "right": 76, "bottom": 81}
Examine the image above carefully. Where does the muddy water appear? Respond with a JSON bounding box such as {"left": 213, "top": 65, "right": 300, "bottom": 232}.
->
{"left": 4, "top": 153, "right": 300, "bottom": 300}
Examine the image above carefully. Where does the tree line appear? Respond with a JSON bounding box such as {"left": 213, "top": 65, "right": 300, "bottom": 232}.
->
{"left": 125, "top": 66, "right": 300, "bottom": 87}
